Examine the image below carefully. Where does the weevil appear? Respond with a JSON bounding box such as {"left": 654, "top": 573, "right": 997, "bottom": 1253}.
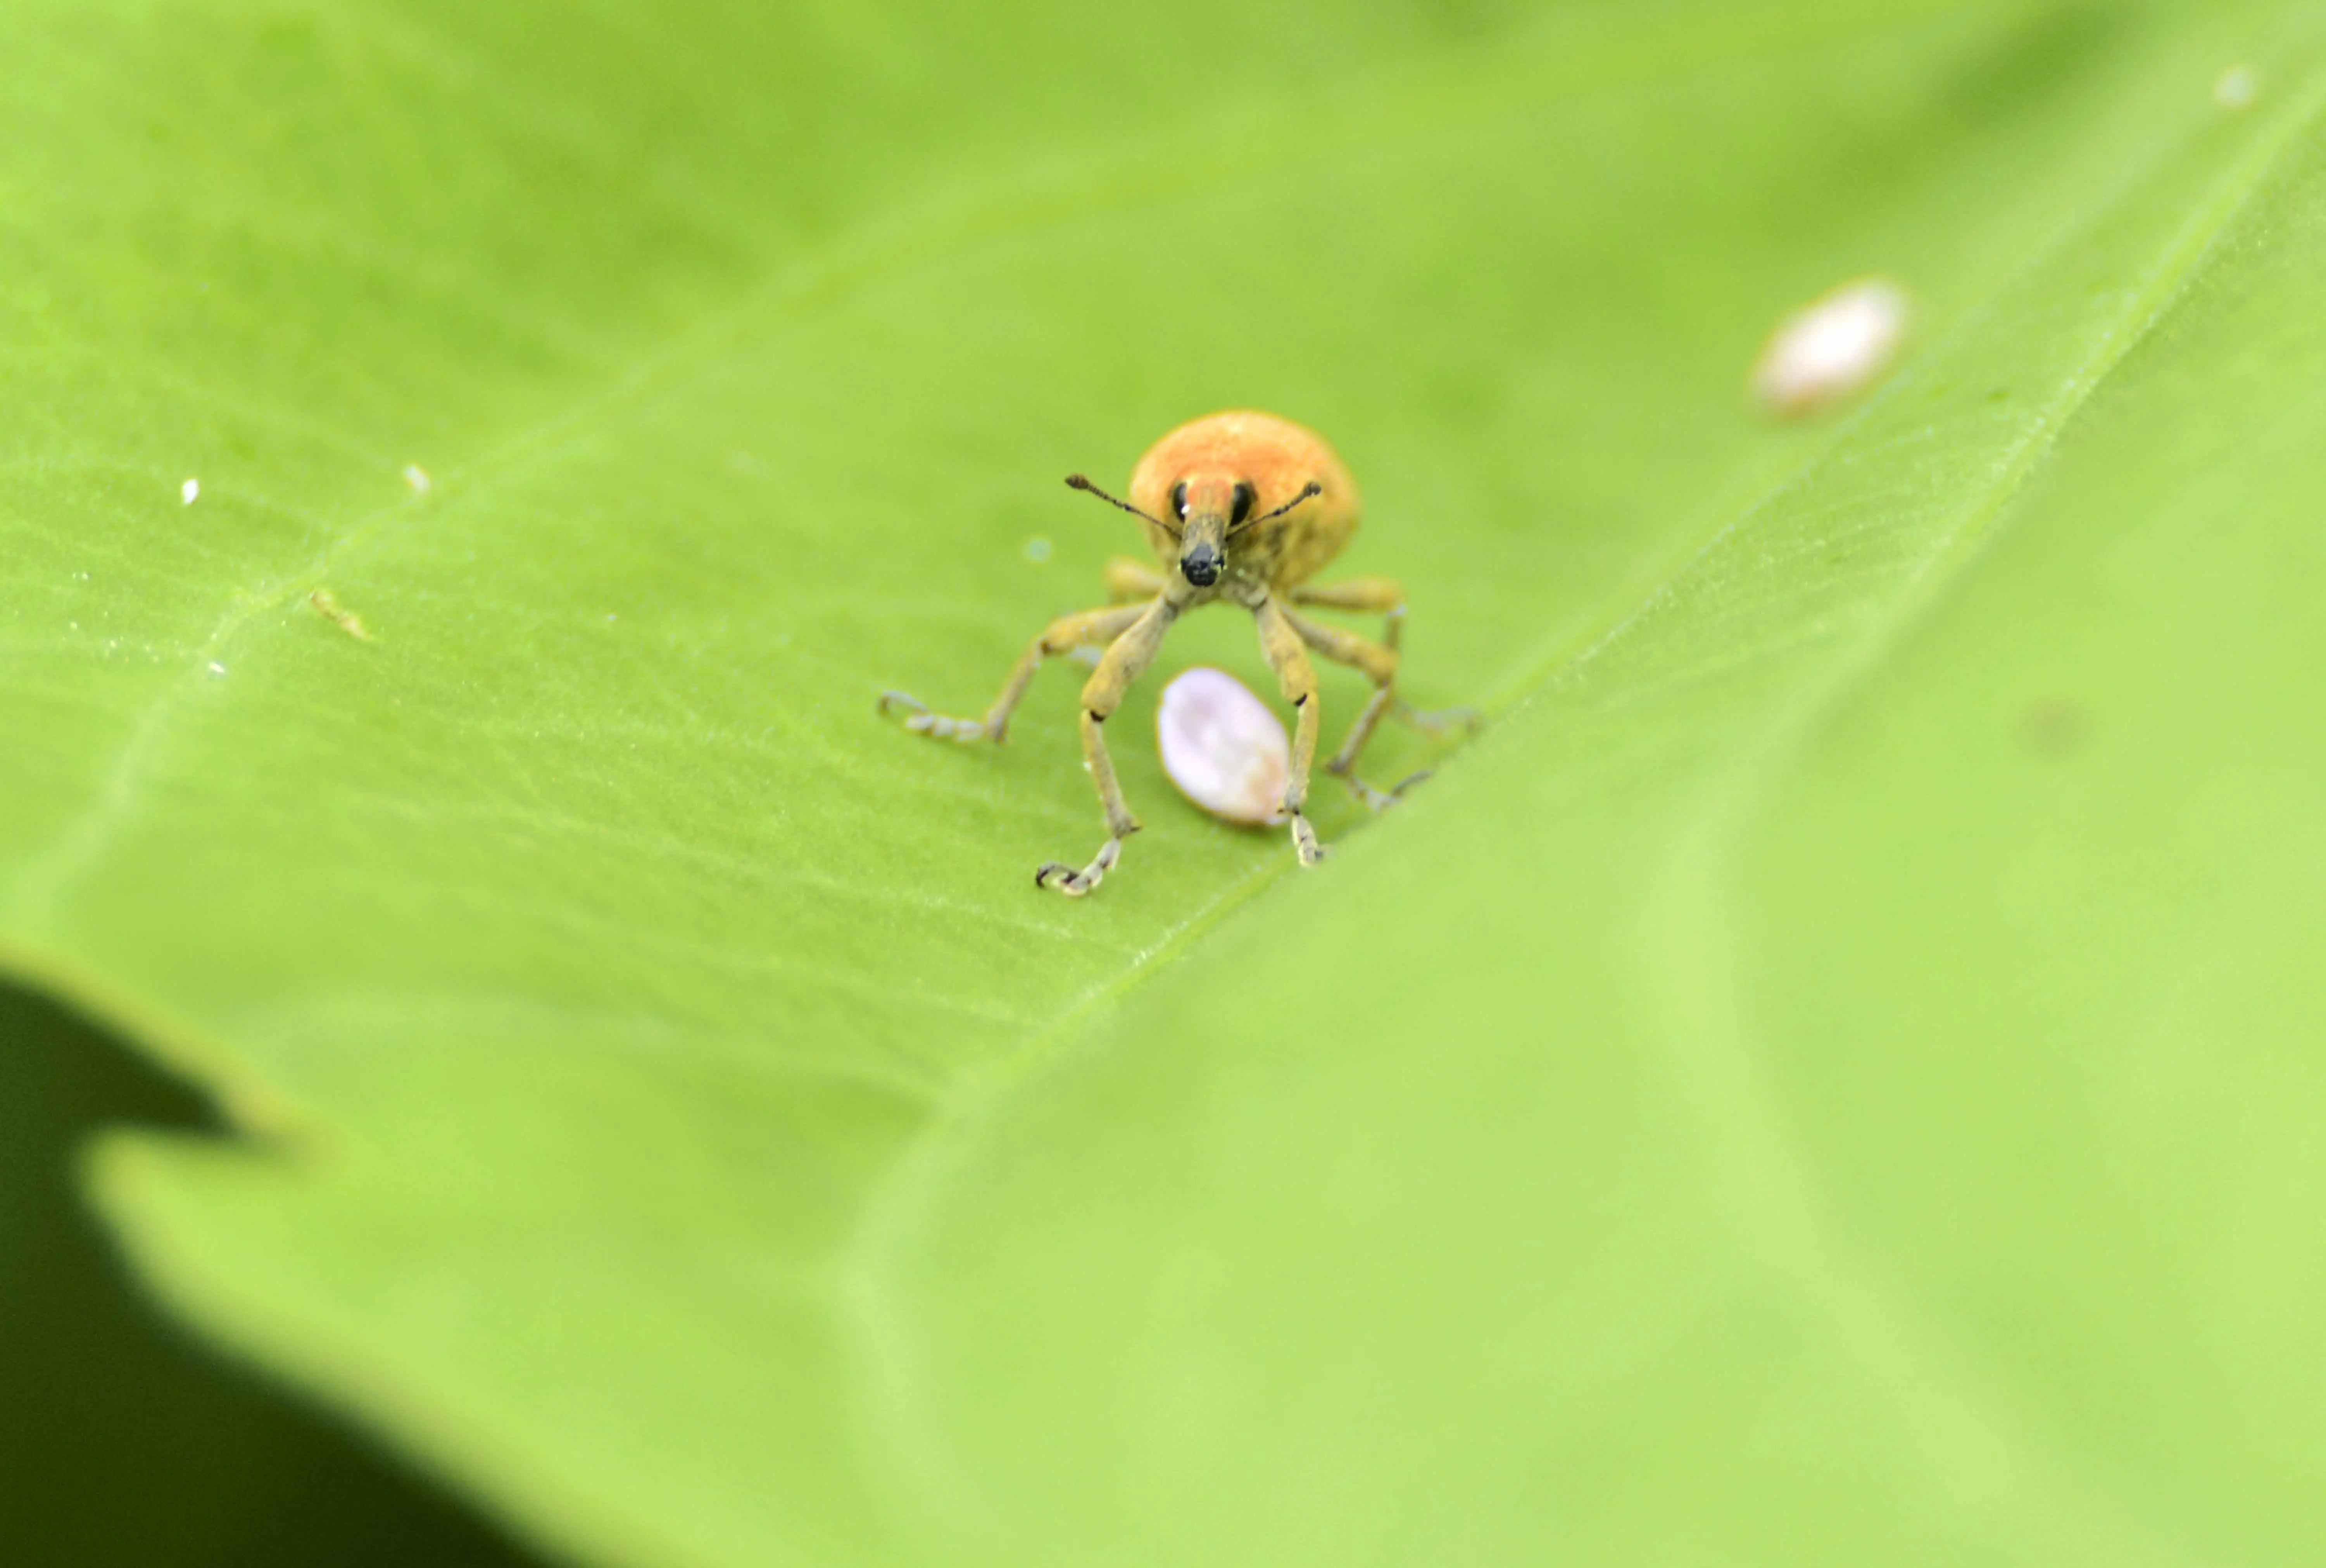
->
{"left": 880, "top": 409, "right": 1467, "bottom": 896}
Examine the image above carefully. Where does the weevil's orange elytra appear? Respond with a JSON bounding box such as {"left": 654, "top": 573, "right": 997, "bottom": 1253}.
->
{"left": 878, "top": 409, "right": 1470, "bottom": 896}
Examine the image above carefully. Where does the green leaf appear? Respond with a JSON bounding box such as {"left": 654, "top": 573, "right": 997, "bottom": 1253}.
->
{"left": 5, "top": 0, "right": 2322, "bottom": 1564}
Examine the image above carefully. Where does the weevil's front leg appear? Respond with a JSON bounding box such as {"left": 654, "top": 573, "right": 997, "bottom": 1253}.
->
{"left": 1277, "top": 602, "right": 1413, "bottom": 808}
{"left": 880, "top": 601, "right": 1147, "bottom": 743}
{"left": 1292, "top": 577, "right": 1407, "bottom": 775}
{"left": 1035, "top": 595, "right": 1179, "bottom": 896}
{"left": 1103, "top": 555, "right": 1167, "bottom": 604}
{"left": 1255, "top": 597, "right": 1327, "bottom": 866}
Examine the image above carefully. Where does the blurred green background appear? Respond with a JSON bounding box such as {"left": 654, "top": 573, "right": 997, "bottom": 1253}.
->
{"left": 3, "top": 0, "right": 2323, "bottom": 1563}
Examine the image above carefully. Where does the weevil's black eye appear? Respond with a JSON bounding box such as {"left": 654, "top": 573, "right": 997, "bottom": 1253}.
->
{"left": 1230, "top": 482, "right": 1255, "bottom": 527}
{"left": 1171, "top": 481, "right": 1189, "bottom": 520}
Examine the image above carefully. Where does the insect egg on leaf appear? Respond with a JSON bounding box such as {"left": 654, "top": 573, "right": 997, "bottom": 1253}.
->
{"left": 1750, "top": 276, "right": 1911, "bottom": 418}
{"left": 1156, "top": 667, "right": 1289, "bottom": 827}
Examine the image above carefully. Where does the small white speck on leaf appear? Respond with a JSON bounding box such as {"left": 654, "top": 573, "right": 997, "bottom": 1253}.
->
{"left": 1157, "top": 667, "right": 1290, "bottom": 827}
{"left": 1023, "top": 536, "right": 1052, "bottom": 564}
{"left": 1750, "top": 276, "right": 1912, "bottom": 419}
{"left": 181, "top": 478, "right": 200, "bottom": 505}
{"left": 402, "top": 464, "right": 432, "bottom": 494}
{"left": 207, "top": 661, "right": 227, "bottom": 676}
{"left": 2214, "top": 64, "right": 2259, "bottom": 110}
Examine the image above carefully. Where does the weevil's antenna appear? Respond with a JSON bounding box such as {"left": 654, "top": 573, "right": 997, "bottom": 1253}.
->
{"left": 1065, "top": 473, "right": 1178, "bottom": 536}
{"left": 1234, "top": 480, "right": 1323, "bottom": 533}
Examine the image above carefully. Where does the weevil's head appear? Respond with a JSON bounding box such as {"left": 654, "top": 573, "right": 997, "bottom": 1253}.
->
{"left": 1067, "top": 412, "right": 1347, "bottom": 593}
{"left": 1160, "top": 472, "right": 1250, "bottom": 587}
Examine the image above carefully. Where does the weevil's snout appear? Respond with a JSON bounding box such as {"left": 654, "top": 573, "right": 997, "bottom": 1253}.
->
{"left": 1172, "top": 475, "right": 1235, "bottom": 588}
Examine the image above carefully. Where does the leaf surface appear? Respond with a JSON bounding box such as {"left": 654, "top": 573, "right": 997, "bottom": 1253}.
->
{"left": 3, "top": 1, "right": 2321, "bottom": 1564}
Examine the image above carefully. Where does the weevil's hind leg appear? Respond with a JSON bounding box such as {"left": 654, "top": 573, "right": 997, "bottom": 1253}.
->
{"left": 1035, "top": 596, "right": 1179, "bottom": 896}
{"left": 1376, "top": 610, "right": 1482, "bottom": 737}
{"left": 1103, "top": 556, "right": 1167, "bottom": 604}
{"left": 880, "top": 600, "right": 1147, "bottom": 744}
{"left": 1255, "top": 597, "right": 1327, "bottom": 866}
{"left": 1339, "top": 760, "right": 1433, "bottom": 812}
{"left": 1284, "top": 584, "right": 1481, "bottom": 801}
{"left": 1394, "top": 694, "right": 1484, "bottom": 738}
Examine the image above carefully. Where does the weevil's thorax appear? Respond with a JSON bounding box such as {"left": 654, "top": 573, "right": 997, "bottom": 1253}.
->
{"left": 1127, "top": 411, "right": 1363, "bottom": 606}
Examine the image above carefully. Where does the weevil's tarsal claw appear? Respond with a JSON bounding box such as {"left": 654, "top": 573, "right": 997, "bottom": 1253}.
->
{"left": 1290, "top": 813, "right": 1326, "bottom": 867}
{"left": 878, "top": 690, "right": 988, "bottom": 742}
{"left": 1035, "top": 835, "right": 1123, "bottom": 897}
{"left": 1341, "top": 768, "right": 1432, "bottom": 812}
{"left": 1396, "top": 701, "right": 1482, "bottom": 737}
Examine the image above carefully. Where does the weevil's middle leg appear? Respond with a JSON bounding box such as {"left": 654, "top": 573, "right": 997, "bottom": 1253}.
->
{"left": 880, "top": 600, "right": 1147, "bottom": 743}
{"left": 1103, "top": 555, "right": 1166, "bottom": 604}
{"left": 1291, "top": 574, "right": 1405, "bottom": 638}
{"left": 1035, "top": 595, "right": 1179, "bottom": 897}
{"left": 1255, "top": 597, "right": 1327, "bottom": 866}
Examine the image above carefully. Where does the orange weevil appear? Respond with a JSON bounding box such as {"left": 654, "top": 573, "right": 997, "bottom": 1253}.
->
{"left": 880, "top": 409, "right": 1469, "bottom": 896}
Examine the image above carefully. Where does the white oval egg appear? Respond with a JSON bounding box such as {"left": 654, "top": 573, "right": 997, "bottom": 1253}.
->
{"left": 1749, "top": 276, "right": 1911, "bottom": 418}
{"left": 1156, "top": 667, "right": 1289, "bottom": 827}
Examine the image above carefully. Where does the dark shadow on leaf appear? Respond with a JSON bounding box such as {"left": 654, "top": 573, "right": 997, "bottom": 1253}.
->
{"left": 0, "top": 982, "right": 550, "bottom": 1568}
